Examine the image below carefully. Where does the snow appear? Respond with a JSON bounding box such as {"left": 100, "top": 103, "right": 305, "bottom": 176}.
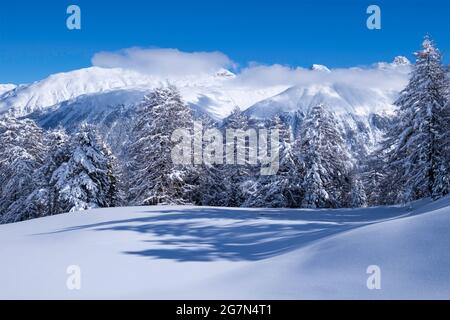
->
{"left": 0, "top": 68, "right": 158, "bottom": 116}
{"left": 392, "top": 56, "right": 411, "bottom": 66}
{"left": 310, "top": 64, "right": 331, "bottom": 72}
{"left": 245, "top": 83, "right": 398, "bottom": 119}
{"left": 1, "top": 196, "right": 449, "bottom": 299}
{"left": 0, "top": 84, "right": 16, "bottom": 96}
{"left": 0, "top": 58, "right": 415, "bottom": 168}
{"left": 0, "top": 56, "right": 411, "bottom": 122}
{"left": 375, "top": 56, "right": 412, "bottom": 70}
{"left": 242, "top": 80, "right": 405, "bottom": 155}
{"left": 0, "top": 67, "right": 281, "bottom": 120}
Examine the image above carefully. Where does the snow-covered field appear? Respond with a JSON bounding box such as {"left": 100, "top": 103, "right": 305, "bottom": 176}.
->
{"left": 1, "top": 197, "right": 449, "bottom": 300}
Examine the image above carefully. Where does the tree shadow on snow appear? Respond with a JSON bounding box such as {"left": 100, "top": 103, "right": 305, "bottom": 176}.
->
{"left": 36, "top": 205, "right": 408, "bottom": 262}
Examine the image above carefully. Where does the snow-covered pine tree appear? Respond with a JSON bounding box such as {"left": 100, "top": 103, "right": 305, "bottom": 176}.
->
{"left": 299, "top": 104, "right": 353, "bottom": 208}
{"left": 191, "top": 115, "right": 230, "bottom": 206}
{"left": 349, "top": 174, "right": 368, "bottom": 208}
{"left": 220, "top": 106, "right": 256, "bottom": 207}
{"left": 301, "top": 161, "right": 329, "bottom": 208}
{"left": 243, "top": 115, "right": 303, "bottom": 208}
{"left": 127, "top": 86, "right": 197, "bottom": 206}
{"left": 361, "top": 153, "right": 385, "bottom": 206}
{"left": 47, "top": 123, "right": 119, "bottom": 213}
{"left": 0, "top": 115, "right": 49, "bottom": 223}
{"left": 433, "top": 88, "right": 450, "bottom": 199}
{"left": 381, "top": 36, "right": 450, "bottom": 203}
{"left": 3, "top": 127, "right": 69, "bottom": 222}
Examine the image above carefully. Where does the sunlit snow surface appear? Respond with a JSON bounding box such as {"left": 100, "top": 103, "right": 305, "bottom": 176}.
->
{"left": 1, "top": 197, "right": 449, "bottom": 299}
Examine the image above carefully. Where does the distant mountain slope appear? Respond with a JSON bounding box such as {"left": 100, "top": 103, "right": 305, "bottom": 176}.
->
{"left": 0, "top": 67, "right": 284, "bottom": 120}
{"left": 0, "top": 59, "right": 412, "bottom": 157}
{"left": 242, "top": 84, "right": 395, "bottom": 157}
{"left": 242, "top": 71, "right": 406, "bottom": 156}
{"left": 0, "top": 84, "right": 16, "bottom": 96}
{"left": 31, "top": 89, "right": 149, "bottom": 155}
{"left": 245, "top": 83, "right": 398, "bottom": 119}
{"left": 0, "top": 67, "right": 157, "bottom": 116}
{"left": 0, "top": 57, "right": 411, "bottom": 121}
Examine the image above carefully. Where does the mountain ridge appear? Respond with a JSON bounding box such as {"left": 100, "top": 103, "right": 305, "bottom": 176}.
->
{"left": 0, "top": 59, "right": 412, "bottom": 158}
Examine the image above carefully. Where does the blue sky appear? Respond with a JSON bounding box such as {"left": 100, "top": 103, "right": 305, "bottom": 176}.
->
{"left": 0, "top": 0, "right": 448, "bottom": 84}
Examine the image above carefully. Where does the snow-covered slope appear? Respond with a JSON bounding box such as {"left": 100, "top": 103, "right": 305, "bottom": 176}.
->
{"left": 244, "top": 65, "right": 410, "bottom": 154}
{"left": 32, "top": 89, "right": 149, "bottom": 154}
{"left": 0, "top": 84, "right": 16, "bottom": 96}
{"left": 245, "top": 84, "right": 398, "bottom": 119}
{"left": 1, "top": 197, "right": 449, "bottom": 299}
{"left": 310, "top": 64, "right": 331, "bottom": 72}
{"left": 0, "top": 67, "right": 283, "bottom": 120}
{"left": 245, "top": 56, "right": 411, "bottom": 120}
{"left": 0, "top": 57, "right": 410, "bottom": 121}
{"left": 244, "top": 84, "right": 396, "bottom": 155}
{"left": 0, "top": 59, "right": 411, "bottom": 155}
{"left": 0, "top": 68, "right": 158, "bottom": 116}
{"left": 241, "top": 57, "right": 411, "bottom": 153}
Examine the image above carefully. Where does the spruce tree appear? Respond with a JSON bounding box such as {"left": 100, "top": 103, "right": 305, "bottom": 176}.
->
{"left": 244, "top": 115, "right": 303, "bottom": 208}
{"left": 192, "top": 116, "right": 230, "bottom": 206}
{"left": 0, "top": 116, "right": 48, "bottom": 223}
{"left": 220, "top": 107, "right": 256, "bottom": 207}
{"left": 128, "top": 86, "right": 197, "bottom": 205}
{"left": 349, "top": 174, "right": 368, "bottom": 208}
{"left": 49, "top": 123, "right": 119, "bottom": 213}
{"left": 382, "top": 36, "right": 450, "bottom": 203}
{"left": 299, "top": 104, "right": 352, "bottom": 208}
{"left": 361, "top": 153, "right": 385, "bottom": 206}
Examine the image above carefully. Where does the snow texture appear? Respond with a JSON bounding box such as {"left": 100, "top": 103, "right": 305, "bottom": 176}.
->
{"left": 0, "top": 197, "right": 449, "bottom": 299}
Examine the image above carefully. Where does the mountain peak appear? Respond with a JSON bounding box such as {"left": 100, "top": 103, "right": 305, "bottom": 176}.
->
{"left": 392, "top": 56, "right": 411, "bottom": 66}
{"left": 310, "top": 64, "right": 331, "bottom": 72}
{"left": 0, "top": 84, "right": 16, "bottom": 96}
{"left": 375, "top": 56, "right": 411, "bottom": 70}
{"left": 215, "top": 69, "right": 236, "bottom": 78}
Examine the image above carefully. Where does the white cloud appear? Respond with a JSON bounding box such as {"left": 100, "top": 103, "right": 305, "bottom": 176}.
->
{"left": 92, "top": 47, "right": 410, "bottom": 91}
{"left": 231, "top": 62, "right": 410, "bottom": 91}
{"left": 92, "top": 47, "right": 235, "bottom": 77}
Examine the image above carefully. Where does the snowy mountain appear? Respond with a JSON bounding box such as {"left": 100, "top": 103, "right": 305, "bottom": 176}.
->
{"left": 245, "top": 83, "right": 398, "bottom": 119}
{"left": 0, "top": 58, "right": 410, "bottom": 121}
{"left": 375, "top": 55, "right": 411, "bottom": 70}
{"left": 0, "top": 84, "right": 16, "bottom": 96}
{"left": 1, "top": 196, "right": 449, "bottom": 299}
{"left": 31, "top": 89, "right": 148, "bottom": 154}
{"left": 0, "top": 58, "right": 412, "bottom": 158}
{"left": 310, "top": 64, "right": 331, "bottom": 72}
{"left": 0, "top": 67, "right": 283, "bottom": 120}
{"left": 241, "top": 57, "right": 412, "bottom": 155}
{"left": 0, "top": 68, "right": 158, "bottom": 116}
{"left": 244, "top": 84, "right": 397, "bottom": 156}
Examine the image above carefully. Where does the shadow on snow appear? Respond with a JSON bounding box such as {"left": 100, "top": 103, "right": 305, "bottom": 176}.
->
{"left": 35, "top": 205, "right": 410, "bottom": 262}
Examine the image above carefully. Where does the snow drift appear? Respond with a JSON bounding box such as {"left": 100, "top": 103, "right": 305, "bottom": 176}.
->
{"left": 1, "top": 197, "right": 449, "bottom": 299}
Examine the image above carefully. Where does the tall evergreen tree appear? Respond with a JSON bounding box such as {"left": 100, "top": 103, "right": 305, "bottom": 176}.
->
{"left": 243, "top": 115, "right": 303, "bottom": 208}
{"left": 0, "top": 116, "right": 48, "bottom": 223}
{"left": 433, "top": 91, "right": 450, "bottom": 199}
{"left": 361, "top": 153, "right": 385, "bottom": 206}
{"left": 192, "top": 116, "right": 230, "bottom": 206}
{"left": 220, "top": 107, "right": 256, "bottom": 207}
{"left": 128, "top": 86, "right": 197, "bottom": 205}
{"left": 48, "top": 123, "right": 119, "bottom": 213}
{"left": 3, "top": 128, "right": 69, "bottom": 222}
{"left": 349, "top": 174, "right": 368, "bottom": 208}
{"left": 299, "top": 104, "right": 353, "bottom": 208}
{"left": 381, "top": 36, "right": 450, "bottom": 203}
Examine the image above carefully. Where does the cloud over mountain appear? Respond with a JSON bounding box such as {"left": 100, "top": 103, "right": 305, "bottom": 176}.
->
{"left": 92, "top": 47, "right": 410, "bottom": 94}
{"left": 92, "top": 48, "right": 235, "bottom": 77}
